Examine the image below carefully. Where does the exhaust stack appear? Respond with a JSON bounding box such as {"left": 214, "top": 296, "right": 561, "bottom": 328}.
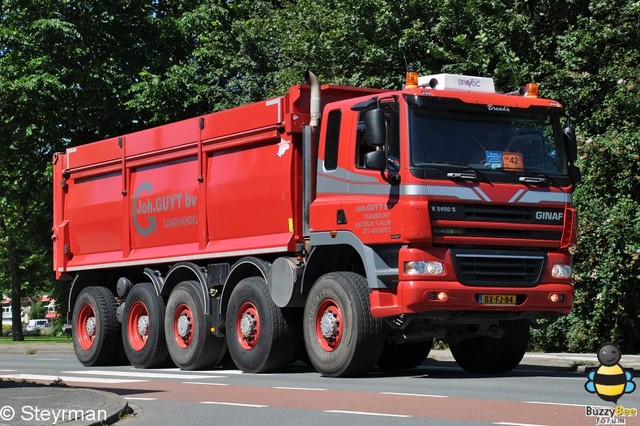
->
{"left": 305, "top": 71, "right": 321, "bottom": 129}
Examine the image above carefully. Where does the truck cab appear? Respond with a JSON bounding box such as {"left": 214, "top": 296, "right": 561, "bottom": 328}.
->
{"left": 306, "top": 73, "right": 578, "bottom": 373}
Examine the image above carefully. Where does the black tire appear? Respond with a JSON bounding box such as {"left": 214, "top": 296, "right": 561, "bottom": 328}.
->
{"left": 165, "top": 280, "right": 227, "bottom": 370}
{"left": 121, "top": 282, "right": 169, "bottom": 368}
{"left": 303, "top": 272, "right": 385, "bottom": 377}
{"left": 378, "top": 339, "right": 433, "bottom": 370}
{"left": 225, "top": 276, "right": 298, "bottom": 373}
{"left": 449, "top": 320, "right": 530, "bottom": 374}
{"left": 72, "top": 286, "right": 119, "bottom": 366}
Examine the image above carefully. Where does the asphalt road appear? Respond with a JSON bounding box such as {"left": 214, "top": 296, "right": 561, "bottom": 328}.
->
{"left": 2, "top": 347, "right": 629, "bottom": 426}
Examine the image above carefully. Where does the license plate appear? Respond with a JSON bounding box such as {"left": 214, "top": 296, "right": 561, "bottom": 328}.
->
{"left": 478, "top": 294, "right": 516, "bottom": 305}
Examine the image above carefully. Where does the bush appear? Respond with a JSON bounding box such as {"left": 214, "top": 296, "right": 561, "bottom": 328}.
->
{"left": 29, "top": 301, "right": 48, "bottom": 320}
{"left": 2, "top": 324, "right": 12, "bottom": 337}
{"left": 532, "top": 131, "right": 640, "bottom": 354}
{"left": 51, "top": 318, "right": 65, "bottom": 337}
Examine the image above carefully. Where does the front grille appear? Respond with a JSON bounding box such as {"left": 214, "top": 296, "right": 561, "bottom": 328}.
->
{"left": 432, "top": 227, "right": 560, "bottom": 240}
{"left": 451, "top": 249, "right": 545, "bottom": 287}
{"left": 430, "top": 202, "right": 564, "bottom": 244}
{"left": 430, "top": 203, "right": 564, "bottom": 224}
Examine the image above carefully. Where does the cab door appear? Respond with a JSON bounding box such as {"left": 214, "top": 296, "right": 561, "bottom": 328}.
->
{"left": 343, "top": 99, "right": 401, "bottom": 243}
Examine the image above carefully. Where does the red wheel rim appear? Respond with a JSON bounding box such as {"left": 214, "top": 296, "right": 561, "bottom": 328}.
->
{"left": 315, "top": 299, "right": 343, "bottom": 352}
{"left": 77, "top": 303, "right": 96, "bottom": 350}
{"left": 173, "top": 303, "right": 194, "bottom": 349}
{"left": 235, "top": 302, "right": 260, "bottom": 350}
{"left": 127, "top": 301, "right": 149, "bottom": 351}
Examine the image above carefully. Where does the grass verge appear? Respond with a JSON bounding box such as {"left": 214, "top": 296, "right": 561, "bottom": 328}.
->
{"left": 0, "top": 336, "right": 72, "bottom": 344}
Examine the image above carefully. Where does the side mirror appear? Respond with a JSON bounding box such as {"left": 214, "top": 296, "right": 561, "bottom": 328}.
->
{"left": 365, "top": 109, "right": 386, "bottom": 147}
{"left": 364, "top": 150, "right": 386, "bottom": 170}
{"left": 562, "top": 126, "right": 577, "bottom": 163}
{"left": 569, "top": 164, "right": 581, "bottom": 187}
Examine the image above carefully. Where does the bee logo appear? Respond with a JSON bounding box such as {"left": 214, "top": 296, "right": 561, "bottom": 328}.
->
{"left": 585, "top": 343, "right": 636, "bottom": 403}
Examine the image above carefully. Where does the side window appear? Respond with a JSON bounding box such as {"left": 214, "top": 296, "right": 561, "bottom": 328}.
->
{"left": 355, "top": 111, "right": 374, "bottom": 168}
{"left": 324, "top": 109, "right": 341, "bottom": 170}
{"left": 355, "top": 101, "right": 400, "bottom": 169}
{"left": 386, "top": 105, "right": 400, "bottom": 170}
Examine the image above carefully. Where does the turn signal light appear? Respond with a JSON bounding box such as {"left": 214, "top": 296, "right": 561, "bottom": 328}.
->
{"left": 548, "top": 293, "right": 565, "bottom": 303}
{"left": 428, "top": 291, "right": 449, "bottom": 302}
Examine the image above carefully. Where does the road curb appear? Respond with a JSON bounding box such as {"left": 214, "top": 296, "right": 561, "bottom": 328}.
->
{"left": 0, "top": 382, "right": 130, "bottom": 425}
{"left": 428, "top": 349, "right": 640, "bottom": 373}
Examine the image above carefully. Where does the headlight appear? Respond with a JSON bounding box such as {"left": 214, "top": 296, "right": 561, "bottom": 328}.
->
{"left": 404, "top": 261, "right": 444, "bottom": 276}
{"left": 551, "top": 264, "right": 572, "bottom": 278}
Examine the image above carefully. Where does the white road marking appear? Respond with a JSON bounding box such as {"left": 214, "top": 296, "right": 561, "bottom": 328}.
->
{"left": 273, "top": 386, "right": 327, "bottom": 391}
{"left": 528, "top": 376, "right": 586, "bottom": 381}
{"left": 183, "top": 382, "right": 229, "bottom": 386}
{"left": 493, "top": 423, "right": 548, "bottom": 426}
{"left": 209, "top": 369, "right": 246, "bottom": 375}
{"left": 63, "top": 370, "right": 220, "bottom": 380}
{"left": 201, "top": 401, "right": 267, "bottom": 408}
{"left": 152, "top": 367, "right": 234, "bottom": 375}
{"left": 524, "top": 401, "right": 589, "bottom": 408}
{"left": 0, "top": 373, "right": 146, "bottom": 384}
{"left": 325, "top": 410, "right": 412, "bottom": 418}
{"left": 380, "top": 392, "right": 449, "bottom": 398}
{"left": 124, "top": 397, "right": 158, "bottom": 401}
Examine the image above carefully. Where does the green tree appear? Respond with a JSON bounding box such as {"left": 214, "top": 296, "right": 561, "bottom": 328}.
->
{"left": 0, "top": 0, "right": 163, "bottom": 339}
{"left": 525, "top": 1, "right": 640, "bottom": 353}
{"left": 1, "top": 0, "right": 639, "bottom": 352}
{"left": 1, "top": 0, "right": 66, "bottom": 339}
{"left": 29, "top": 301, "right": 48, "bottom": 320}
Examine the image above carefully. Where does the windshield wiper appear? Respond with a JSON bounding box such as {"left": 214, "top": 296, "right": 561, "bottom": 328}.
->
{"left": 418, "top": 162, "right": 491, "bottom": 183}
{"left": 517, "top": 168, "right": 560, "bottom": 187}
{"left": 448, "top": 171, "right": 478, "bottom": 180}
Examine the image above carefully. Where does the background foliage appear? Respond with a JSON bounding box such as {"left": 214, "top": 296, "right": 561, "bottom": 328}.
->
{"left": 1, "top": 0, "right": 638, "bottom": 351}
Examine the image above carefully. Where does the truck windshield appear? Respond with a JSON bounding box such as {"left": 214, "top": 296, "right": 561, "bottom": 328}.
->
{"left": 407, "top": 101, "right": 569, "bottom": 183}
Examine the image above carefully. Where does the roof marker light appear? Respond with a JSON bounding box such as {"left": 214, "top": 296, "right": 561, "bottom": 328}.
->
{"left": 525, "top": 82, "right": 539, "bottom": 97}
{"left": 405, "top": 72, "right": 419, "bottom": 88}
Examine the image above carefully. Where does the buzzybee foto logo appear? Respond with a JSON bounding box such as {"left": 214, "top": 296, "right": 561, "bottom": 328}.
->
{"left": 584, "top": 343, "right": 637, "bottom": 424}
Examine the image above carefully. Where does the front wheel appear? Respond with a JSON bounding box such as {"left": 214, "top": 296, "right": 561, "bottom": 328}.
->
{"left": 303, "top": 272, "right": 385, "bottom": 377}
{"left": 165, "top": 281, "right": 226, "bottom": 370}
{"left": 121, "top": 282, "right": 169, "bottom": 368}
{"left": 72, "top": 286, "right": 119, "bottom": 366}
{"left": 449, "top": 320, "right": 530, "bottom": 374}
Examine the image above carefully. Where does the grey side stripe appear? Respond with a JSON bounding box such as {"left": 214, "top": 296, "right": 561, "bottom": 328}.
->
{"left": 316, "top": 163, "right": 571, "bottom": 205}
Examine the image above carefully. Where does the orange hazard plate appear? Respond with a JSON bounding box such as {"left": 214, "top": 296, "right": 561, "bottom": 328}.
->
{"left": 478, "top": 294, "right": 516, "bottom": 305}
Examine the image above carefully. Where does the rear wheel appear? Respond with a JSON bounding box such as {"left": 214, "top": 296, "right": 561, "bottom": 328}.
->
{"left": 449, "top": 320, "right": 530, "bottom": 374}
{"left": 378, "top": 339, "right": 433, "bottom": 370}
{"left": 225, "top": 277, "right": 298, "bottom": 373}
{"left": 165, "top": 281, "right": 226, "bottom": 370}
{"left": 122, "top": 283, "right": 169, "bottom": 368}
{"left": 72, "top": 286, "right": 119, "bottom": 366}
{"left": 303, "top": 272, "right": 385, "bottom": 377}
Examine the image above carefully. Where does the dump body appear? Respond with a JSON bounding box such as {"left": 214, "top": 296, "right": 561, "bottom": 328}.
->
{"left": 53, "top": 84, "right": 381, "bottom": 277}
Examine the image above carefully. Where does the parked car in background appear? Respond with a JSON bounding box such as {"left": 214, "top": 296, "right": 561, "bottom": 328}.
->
{"left": 25, "top": 319, "right": 49, "bottom": 332}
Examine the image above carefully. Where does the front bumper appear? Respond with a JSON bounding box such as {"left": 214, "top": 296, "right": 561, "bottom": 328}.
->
{"left": 369, "top": 280, "right": 574, "bottom": 318}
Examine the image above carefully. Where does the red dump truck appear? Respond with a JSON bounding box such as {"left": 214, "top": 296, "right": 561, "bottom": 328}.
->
{"left": 53, "top": 71, "right": 579, "bottom": 376}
